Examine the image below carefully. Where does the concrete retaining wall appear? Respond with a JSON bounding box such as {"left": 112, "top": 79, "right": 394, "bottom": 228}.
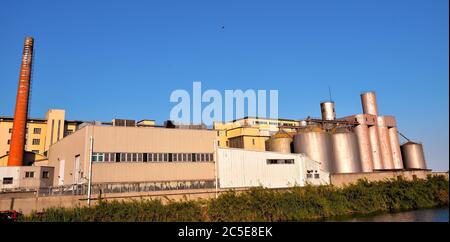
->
{"left": 330, "top": 169, "right": 433, "bottom": 187}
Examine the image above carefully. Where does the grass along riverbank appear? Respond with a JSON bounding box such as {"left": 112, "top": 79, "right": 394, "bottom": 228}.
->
{"left": 21, "top": 175, "right": 449, "bottom": 222}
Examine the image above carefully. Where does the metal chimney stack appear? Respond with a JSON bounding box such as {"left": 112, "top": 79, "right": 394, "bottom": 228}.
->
{"left": 8, "top": 37, "right": 34, "bottom": 166}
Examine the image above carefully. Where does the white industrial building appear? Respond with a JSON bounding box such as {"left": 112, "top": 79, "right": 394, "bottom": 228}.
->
{"left": 217, "top": 148, "right": 330, "bottom": 189}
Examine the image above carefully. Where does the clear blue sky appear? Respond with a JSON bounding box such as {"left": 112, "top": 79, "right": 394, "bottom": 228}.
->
{"left": 0, "top": 0, "right": 448, "bottom": 171}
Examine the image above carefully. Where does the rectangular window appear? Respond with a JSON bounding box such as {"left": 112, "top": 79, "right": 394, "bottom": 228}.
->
{"left": 183, "top": 154, "right": 187, "bottom": 162}
{"left": 158, "top": 153, "right": 163, "bottom": 162}
{"left": 8, "top": 128, "right": 12, "bottom": 133}
{"left": 104, "top": 153, "right": 109, "bottom": 162}
{"left": 66, "top": 130, "right": 73, "bottom": 136}
{"left": 7, "top": 139, "right": 10, "bottom": 145}
{"left": 25, "top": 171, "right": 34, "bottom": 178}
{"left": 164, "top": 153, "right": 168, "bottom": 162}
{"left": 148, "top": 153, "right": 153, "bottom": 162}
{"left": 187, "top": 154, "right": 192, "bottom": 161}
{"left": 2, "top": 177, "right": 13, "bottom": 184}
{"left": 314, "top": 174, "right": 320, "bottom": 179}
{"left": 32, "top": 139, "right": 40, "bottom": 145}
{"left": 110, "top": 153, "right": 115, "bottom": 162}
{"left": 306, "top": 173, "right": 313, "bottom": 179}
{"left": 192, "top": 153, "right": 196, "bottom": 162}
{"left": 132, "top": 153, "right": 137, "bottom": 162}
{"left": 173, "top": 153, "right": 177, "bottom": 162}
{"left": 143, "top": 153, "right": 148, "bottom": 162}
{"left": 116, "top": 153, "right": 121, "bottom": 162}
{"left": 266, "top": 159, "right": 295, "bottom": 164}
{"left": 126, "top": 153, "right": 132, "bottom": 162}
{"left": 42, "top": 171, "right": 50, "bottom": 179}
{"left": 33, "top": 128, "right": 41, "bottom": 134}
{"left": 57, "top": 120, "right": 61, "bottom": 141}
{"left": 137, "top": 153, "right": 142, "bottom": 162}
{"left": 121, "top": 153, "right": 126, "bottom": 162}
{"left": 252, "top": 139, "right": 255, "bottom": 145}
{"left": 178, "top": 153, "right": 182, "bottom": 162}
{"left": 201, "top": 154, "right": 205, "bottom": 162}
{"left": 217, "top": 141, "right": 220, "bottom": 146}
{"left": 210, "top": 154, "right": 214, "bottom": 161}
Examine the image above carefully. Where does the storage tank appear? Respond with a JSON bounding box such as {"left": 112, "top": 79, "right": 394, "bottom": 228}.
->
{"left": 368, "top": 125, "right": 383, "bottom": 170}
{"left": 360, "top": 91, "right": 378, "bottom": 116}
{"left": 331, "top": 130, "right": 362, "bottom": 173}
{"left": 320, "top": 101, "right": 336, "bottom": 120}
{"left": 353, "top": 124, "right": 374, "bottom": 172}
{"left": 377, "top": 117, "right": 394, "bottom": 169}
{"left": 293, "top": 128, "right": 333, "bottom": 172}
{"left": 401, "top": 142, "right": 427, "bottom": 169}
{"left": 266, "top": 131, "right": 292, "bottom": 153}
{"left": 388, "top": 127, "right": 403, "bottom": 169}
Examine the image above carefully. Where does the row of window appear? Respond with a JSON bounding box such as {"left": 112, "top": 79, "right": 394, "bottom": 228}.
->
{"left": 266, "top": 159, "right": 295, "bottom": 164}
{"left": 8, "top": 128, "right": 42, "bottom": 134}
{"left": 7, "top": 138, "right": 41, "bottom": 145}
{"left": 92, "top": 152, "right": 215, "bottom": 163}
{"left": 253, "top": 121, "right": 295, "bottom": 126}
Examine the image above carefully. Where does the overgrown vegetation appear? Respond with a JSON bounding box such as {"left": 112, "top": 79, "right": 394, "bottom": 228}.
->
{"left": 20, "top": 175, "right": 449, "bottom": 222}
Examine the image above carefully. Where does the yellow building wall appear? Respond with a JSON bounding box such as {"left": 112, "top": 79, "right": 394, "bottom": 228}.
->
{"left": 0, "top": 121, "right": 13, "bottom": 157}
{"left": 44, "top": 109, "right": 66, "bottom": 151}
{"left": 0, "top": 109, "right": 81, "bottom": 166}
{"left": 213, "top": 117, "right": 297, "bottom": 150}
{"left": 25, "top": 122, "right": 47, "bottom": 154}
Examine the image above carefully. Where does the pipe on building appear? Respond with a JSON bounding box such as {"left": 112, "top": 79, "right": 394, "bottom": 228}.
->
{"left": 360, "top": 92, "right": 378, "bottom": 116}
{"left": 320, "top": 101, "right": 336, "bottom": 121}
{"left": 8, "top": 37, "right": 34, "bottom": 166}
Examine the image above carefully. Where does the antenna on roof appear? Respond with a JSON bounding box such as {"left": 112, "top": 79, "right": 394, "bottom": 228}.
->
{"left": 328, "top": 86, "right": 333, "bottom": 102}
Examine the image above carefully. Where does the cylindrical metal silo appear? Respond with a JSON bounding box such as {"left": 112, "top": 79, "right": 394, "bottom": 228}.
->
{"left": 388, "top": 127, "right": 403, "bottom": 169}
{"left": 353, "top": 124, "right": 374, "bottom": 172}
{"left": 377, "top": 117, "right": 394, "bottom": 169}
{"left": 368, "top": 125, "right": 383, "bottom": 170}
{"left": 401, "top": 142, "right": 427, "bottom": 169}
{"left": 266, "top": 131, "right": 292, "bottom": 153}
{"left": 360, "top": 91, "right": 378, "bottom": 116}
{"left": 293, "top": 129, "right": 333, "bottom": 172}
{"left": 331, "top": 130, "right": 362, "bottom": 173}
{"left": 320, "top": 101, "right": 336, "bottom": 121}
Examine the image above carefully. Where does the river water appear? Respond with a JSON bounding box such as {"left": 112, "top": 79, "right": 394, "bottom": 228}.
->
{"left": 326, "top": 208, "right": 449, "bottom": 222}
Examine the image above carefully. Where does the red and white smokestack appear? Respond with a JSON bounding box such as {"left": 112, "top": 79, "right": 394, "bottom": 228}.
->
{"left": 8, "top": 37, "right": 34, "bottom": 166}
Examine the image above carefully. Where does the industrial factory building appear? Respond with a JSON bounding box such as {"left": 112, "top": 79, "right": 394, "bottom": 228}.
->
{"left": 0, "top": 36, "right": 432, "bottom": 202}
{"left": 262, "top": 92, "right": 428, "bottom": 175}
{"left": 47, "top": 124, "right": 217, "bottom": 186}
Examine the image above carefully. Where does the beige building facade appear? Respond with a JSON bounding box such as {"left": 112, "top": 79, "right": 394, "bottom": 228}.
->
{"left": 47, "top": 125, "right": 217, "bottom": 186}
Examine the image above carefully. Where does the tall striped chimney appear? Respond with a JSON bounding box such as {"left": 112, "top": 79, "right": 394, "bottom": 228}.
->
{"left": 8, "top": 37, "right": 34, "bottom": 166}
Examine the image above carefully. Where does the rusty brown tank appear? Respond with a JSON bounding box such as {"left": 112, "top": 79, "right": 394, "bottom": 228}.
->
{"left": 8, "top": 37, "right": 34, "bottom": 166}
{"left": 266, "top": 131, "right": 292, "bottom": 153}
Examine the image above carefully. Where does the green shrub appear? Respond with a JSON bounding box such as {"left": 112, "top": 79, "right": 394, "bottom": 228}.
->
{"left": 20, "top": 175, "right": 449, "bottom": 222}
